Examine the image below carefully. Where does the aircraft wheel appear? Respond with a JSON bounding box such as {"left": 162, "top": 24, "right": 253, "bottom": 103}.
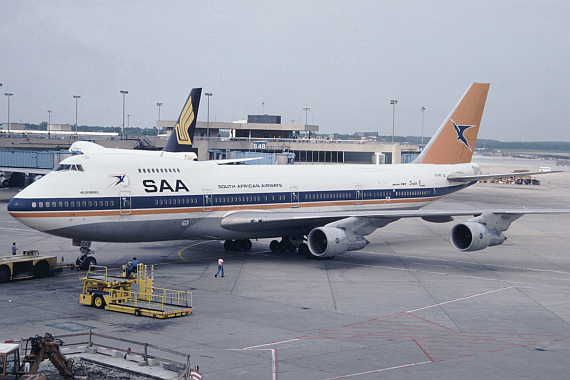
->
{"left": 298, "top": 243, "right": 310, "bottom": 257}
{"left": 33, "top": 260, "right": 50, "bottom": 278}
{"left": 93, "top": 295, "right": 106, "bottom": 309}
{"left": 269, "top": 240, "right": 280, "bottom": 252}
{"left": 81, "top": 257, "right": 96, "bottom": 271}
{"left": 0, "top": 265, "right": 11, "bottom": 283}
{"left": 278, "top": 240, "right": 289, "bottom": 252}
{"left": 241, "top": 239, "right": 252, "bottom": 252}
{"left": 224, "top": 240, "right": 234, "bottom": 251}
{"left": 1, "top": 179, "right": 9, "bottom": 188}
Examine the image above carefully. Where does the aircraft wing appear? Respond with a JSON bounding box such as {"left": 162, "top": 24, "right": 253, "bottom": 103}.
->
{"left": 447, "top": 170, "right": 562, "bottom": 182}
{"left": 220, "top": 208, "right": 569, "bottom": 233}
{"left": 0, "top": 166, "right": 51, "bottom": 175}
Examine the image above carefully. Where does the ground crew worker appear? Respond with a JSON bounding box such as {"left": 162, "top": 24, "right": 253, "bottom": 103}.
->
{"left": 126, "top": 257, "right": 139, "bottom": 276}
{"left": 215, "top": 257, "right": 224, "bottom": 278}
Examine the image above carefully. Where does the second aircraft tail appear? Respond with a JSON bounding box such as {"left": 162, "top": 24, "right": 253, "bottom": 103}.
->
{"left": 163, "top": 88, "right": 202, "bottom": 153}
{"left": 414, "top": 82, "right": 490, "bottom": 164}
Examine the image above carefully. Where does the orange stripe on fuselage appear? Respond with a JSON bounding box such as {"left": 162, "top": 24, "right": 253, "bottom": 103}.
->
{"left": 8, "top": 196, "right": 442, "bottom": 219}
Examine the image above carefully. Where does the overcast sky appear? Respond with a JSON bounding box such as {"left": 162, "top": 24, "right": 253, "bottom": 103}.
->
{"left": 1, "top": 1, "right": 569, "bottom": 142}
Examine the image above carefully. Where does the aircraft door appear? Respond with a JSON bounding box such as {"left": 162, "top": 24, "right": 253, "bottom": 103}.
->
{"left": 120, "top": 191, "right": 131, "bottom": 215}
{"left": 355, "top": 185, "right": 363, "bottom": 206}
{"left": 203, "top": 189, "right": 212, "bottom": 212}
{"left": 291, "top": 186, "right": 299, "bottom": 208}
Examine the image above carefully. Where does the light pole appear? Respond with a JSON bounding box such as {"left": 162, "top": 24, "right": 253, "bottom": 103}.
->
{"left": 390, "top": 99, "right": 397, "bottom": 144}
{"left": 303, "top": 107, "right": 310, "bottom": 138}
{"left": 47, "top": 110, "right": 51, "bottom": 135}
{"left": 120, "top": 90, "right": 128, "bottom": 140}
{"left": 127, "top": 114, "right": 130, "bottom": 128}
{"left": 205, "top": 93, "right": 212, "bottom": 139}
{"left": 421, "top": 106, "right": 425, "bottom": 145}
{"left": 73, "top": 95, "right": 80, "bottom": 134}
{"left": 303, "top": 107, "right": 310, "bottom": 125}
{"left": 5, "top": 93, "right": 12, "bottom": 132}
{"left": 156, "top": 102, "right": 162, "bottom": 122}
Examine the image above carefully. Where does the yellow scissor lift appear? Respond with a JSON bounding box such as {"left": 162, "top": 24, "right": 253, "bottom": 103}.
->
{"left": 79, "top": 263, "right": 193, "bottom": 318}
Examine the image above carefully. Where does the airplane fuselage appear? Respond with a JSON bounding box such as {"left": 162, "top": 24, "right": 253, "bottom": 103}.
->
{"left": 7, "top": 151, "right": 479, "bottom": 243}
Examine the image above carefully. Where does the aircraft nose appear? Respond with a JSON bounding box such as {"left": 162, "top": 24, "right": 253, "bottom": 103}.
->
{"left": 7, "top": 195, "right": 26, "bottom": 213}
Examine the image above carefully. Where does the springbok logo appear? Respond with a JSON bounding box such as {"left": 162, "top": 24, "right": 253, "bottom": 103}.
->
{"left": 451, "top": 119, "right": 477, "bottom": 151}
{"left": 109, "top": 174, "right": 130, "bottom": 187}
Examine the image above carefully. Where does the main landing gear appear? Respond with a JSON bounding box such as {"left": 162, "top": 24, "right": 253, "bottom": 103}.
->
{"left": 269, "top": 237, "right": 312, "bottom": 258}
{"left": 73, "top": 240, "right": 97, "bottom": 270}
{"left": 224, "top": 239, "right": 253, "bottom": 252}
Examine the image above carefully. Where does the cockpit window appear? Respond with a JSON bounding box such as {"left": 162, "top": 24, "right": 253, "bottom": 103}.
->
{"left": 55, "top": 164, "right": 71, "bottom": 171}
{"left": 54, "top": 164, "right": 84, "bottom": 172}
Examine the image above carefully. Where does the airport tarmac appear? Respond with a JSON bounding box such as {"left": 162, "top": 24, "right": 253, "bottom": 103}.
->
{"left": 1, "top": 157, "right": 569, "bottom": 379}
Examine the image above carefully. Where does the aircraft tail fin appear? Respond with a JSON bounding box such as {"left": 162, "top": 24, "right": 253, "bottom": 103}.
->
{"left": 163, "top": 88, "right": 202, "bottom": 153}
{"left": 414, "top": 82, "right": 489, "bottom": 164}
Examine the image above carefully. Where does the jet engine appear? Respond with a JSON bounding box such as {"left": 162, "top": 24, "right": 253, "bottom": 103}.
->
{"left": 307, "top": 227, "right": 367, "bottom": 258}
{"left": 450, "top": 222, "right": 506, "bottom": 251}
{"left": 0, "top": 175, "right": 9, "bottom": 188}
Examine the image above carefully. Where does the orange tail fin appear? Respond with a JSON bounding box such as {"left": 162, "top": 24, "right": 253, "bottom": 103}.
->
{"left": 414, "top": 82, "right": 490, "bottom": 164}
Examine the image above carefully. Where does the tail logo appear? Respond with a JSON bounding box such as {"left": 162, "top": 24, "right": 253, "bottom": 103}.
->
{"left": 451, "top": 120, "right": 476, "bottom": 152}
{"left": 175, "top": 98, "right": 195, "bottom": 145}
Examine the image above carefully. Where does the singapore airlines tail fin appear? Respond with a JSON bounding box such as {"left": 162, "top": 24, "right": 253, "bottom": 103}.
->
{"left": 163, "top": 87, "right": 202, "bottom": 153}
{"left": 414, "top": 82, "right": 490, "bottom": 164}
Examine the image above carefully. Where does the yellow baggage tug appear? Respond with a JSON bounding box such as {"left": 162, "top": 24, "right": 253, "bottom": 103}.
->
{"left": 0, "top": 250, "right": 74, "bottom": 283}
{"left": 79, "top": 263, "right": 193, "bottom": 318}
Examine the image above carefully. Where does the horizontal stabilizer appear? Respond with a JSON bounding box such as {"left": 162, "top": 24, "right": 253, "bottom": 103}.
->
{"left": 447, "top": 170, "right": 563, "bottom": 182}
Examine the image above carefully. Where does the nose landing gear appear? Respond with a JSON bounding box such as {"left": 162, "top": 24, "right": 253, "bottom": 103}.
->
{"left": 73, "top": 240, "right": 97, "bottom": 270}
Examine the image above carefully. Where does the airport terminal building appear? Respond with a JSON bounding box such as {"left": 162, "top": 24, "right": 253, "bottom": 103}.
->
{"left": 0, "top": 115, "right": 419, "bottom": 186}
{"left": 158, "top": 116, "right": 419, "bottom": 164}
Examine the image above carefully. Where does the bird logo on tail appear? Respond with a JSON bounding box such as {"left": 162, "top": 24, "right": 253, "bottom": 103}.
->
{"left": 451, "top": 119, "right": 476, "bottom": 152}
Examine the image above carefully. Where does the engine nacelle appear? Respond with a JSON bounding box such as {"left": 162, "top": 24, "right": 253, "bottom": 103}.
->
{"left": 451, "top": 222, "right": 506, "bottom": 251}
{"left": 0, "top": 175, "right": 9, "bottom": 188}
{"left": 308, "top": 227, "right": 367, "bottom": 258}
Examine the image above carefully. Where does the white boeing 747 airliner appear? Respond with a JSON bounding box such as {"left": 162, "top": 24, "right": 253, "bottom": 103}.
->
{"left": 6, "top": 83, "right": 568, "bottom": 270}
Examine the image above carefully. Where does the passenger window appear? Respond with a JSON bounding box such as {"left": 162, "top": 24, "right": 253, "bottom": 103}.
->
{"left": 32, "top": 202, "right": 36, "bottom": 208}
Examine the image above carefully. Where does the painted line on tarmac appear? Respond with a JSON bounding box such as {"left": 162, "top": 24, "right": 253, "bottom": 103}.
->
{"left": 324, "top": 360, "right": 433, "bottom": 380}
{"left": 406, "top": 285, "right": 515, "bottom": 313}
{"left": 177, "top": 241, "right": 213, "bottom": 261}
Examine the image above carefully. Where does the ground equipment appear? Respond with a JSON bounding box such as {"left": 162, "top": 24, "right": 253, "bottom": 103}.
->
{"left": 0, "top": 250, "right": 74, "bottom": 283}
{"left": 0, "top": 333, "right": 73, "bottom": 380}
{"left": 79, "top": 263, "right": 193, "bottom": 318}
